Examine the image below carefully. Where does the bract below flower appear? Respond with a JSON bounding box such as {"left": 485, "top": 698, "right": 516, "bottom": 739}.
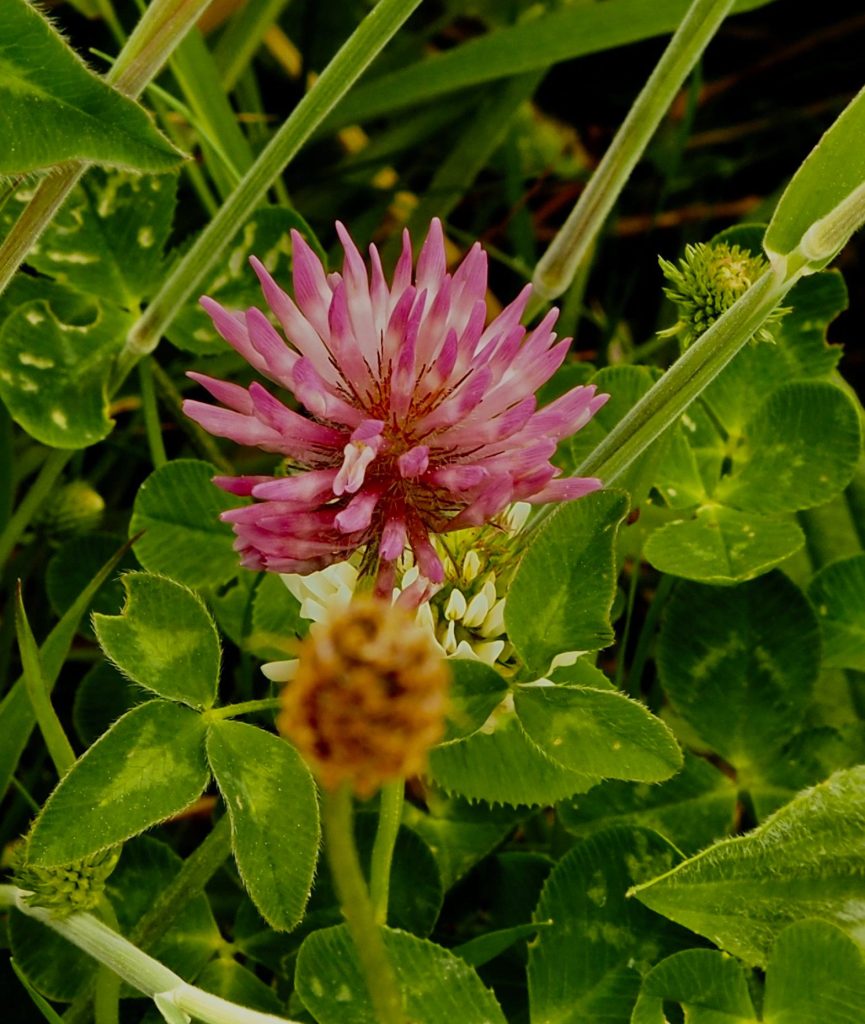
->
{"left": 184, "top": 218, "right": 608, "bottom": 596}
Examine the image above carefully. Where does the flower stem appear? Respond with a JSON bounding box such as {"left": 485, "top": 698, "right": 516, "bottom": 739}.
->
{"left": 118, "top": 0, "right": 423, "bottom": 379}
{"left": 1, "top": 885, "right": 295, "bottom": 1024}
{"left": 62, "top": 815, "right": 235, "bottom": 1024}
{"left": 322, "top": 785, "right": 405, "bottom": 1024}
{"left": 137, "top": 359, "right": 167, "bottom": 470}
{"left": 0, "top": 450, "right": 73, "bottom": 569}
{"left": 370, "top": 781, "right": 404, "bottom": 924}
{"left": 0, "top": 0, "right": 214, "bottom": 299}
{"left": 577, "top": 265, "right": 794, "bottom": 484}
{"left": 209, "top": 697, "right": 283, "bottom": 720}
{"left": 532, "top": 0, "right": 734, "bottom": 301}
{"left": 94, "top": 899, "right": 121, "bottom": 1024}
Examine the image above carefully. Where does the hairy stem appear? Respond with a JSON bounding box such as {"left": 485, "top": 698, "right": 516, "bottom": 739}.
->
{"left": 370, "top": 781, "right": 404, "bottom": 924}
{"left": 322, "top": 786, "right": 405, "bottom": 1024}
{"left": 533, "top": 0, "right": 734, "bottom": 300}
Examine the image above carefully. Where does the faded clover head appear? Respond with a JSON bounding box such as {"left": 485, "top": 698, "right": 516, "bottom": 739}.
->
{"left": 183, "top": 219, "right": 607, "bottom": 598}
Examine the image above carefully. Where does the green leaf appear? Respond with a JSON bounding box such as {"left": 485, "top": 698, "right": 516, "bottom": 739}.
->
{"left": 20, "top": 171, "right": 178, "bottom": 309}
{"left": 195, "top": 960, "right": 285, "bottom": 1016}
{"left": 644, "top": 505, "right": 805, "bottom": 583}
{"left": 9, "top": 961, "right": 66, "bottom": 1023}
{"left": 657, "top": 573, "right": 819, "bottom": 784}
{"left": 429, "top": 702, "right": 597, "bottom": 807}
{"left": 0, "top": 536, "right": 133, "bottom": 801}
{"left": 45, "top": 532, "right": 135, "bottom": 639}
{"left": 28, "top": 700, "right": 209, "bottom": 865}
{"left": 558, "top": 753, "right": 738, "bottom": 855}
{"left": 763, "top": 920, "right": 865, "bottom": 1022}
{"left": 808, "top": 555, "right": 865, "bottom": 671}
{"left": 295, "top": 925, "right": 508, "bottom": 1024}
{"left": 514, "top": 684, "right": 682, "bottom": 783}
{"left": 0, "top": 296, "right": 132, "bottom": 448}
{"left": 10, "top": 835, "right": 219, "bottom": 1003}
{"left": 325, "top": 0, "right": 776, "bottom": 129}
{"left": 93, "top": 572, "right": 221, "bottom": 709}
{"left": 166, "top": 207, "right": 324, "bottom": 355}
{"left": 444, "top": 659, "right": 510, "bottom": 742}
{"left": 631, "top": 949, "right": 757, "bottom": 1024}
{"left": 453, "top": 923, "right": 547, "bottom": 968}
{"left": 528, "top": 827, "right": 686, "bottom": 1024}
{"left": 248, "top": 571, "right": 304, "bottom": 660}
{"left": 72, "top": 661, "right": 141, "bottom": 747}
{"left": 716, "top": 381, "right": 861, "bottom": 514}
{"left": 634, "top": 919, "right": 865, "bottom": 1023}
{"left": 403, "top": 797, "right": 524, "bottom": 891}
{"left": 765, "top": 85, "right": 865, "bottom": 266}
{"left": 631, "top": 766, "right": 865, "bottom": 966}
{"left": 0, "top": 0, "right": 183, "bottom": 175}
{"left": 206, "top": 720, "right": 319, "bottom": 931}
{"left": 560, "top": 366, "right": 664, "bottom": 504}
{"left": 702, "top": 270, "right": 846, "bottom": 434}
{"left": 506, "top": 490, "right": 629, "bottom": 674}
{"left": 130, "top": 459, "right": 247, "bottom": 589}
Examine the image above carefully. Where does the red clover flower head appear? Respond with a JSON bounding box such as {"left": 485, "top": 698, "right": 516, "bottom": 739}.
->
{"left": 183, "top": 219, "right": 608, "bottom": 598}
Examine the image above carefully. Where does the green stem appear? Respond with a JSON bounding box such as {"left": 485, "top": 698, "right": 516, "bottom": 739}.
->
{"left": 15, "top": 585, "right": 76, "bottom": 777}
{"left": 138, "top": 359, "right": 168, "bottom": 469}
{"left": 0, "top": 449, "right": 72, "bottom": 569}
{"left": 626, "top": 573, "right": 674, "bottom": 699}
{"left": 322, "top": 786, "right": 405, "bottom": 1024}
{"left": 0, "top": 0, "right": 214, "bottom": 298}
{"left": 1, "top": 886, "right": 295, "bottom": 1024}
{"left": 615, "top": 554, "right": 643, "bottom": 691}
{"left": 533, "top": 0, "right": 734, "bottom": 300}
{"left": 209, "top": 697, "right": 283, "bottom": 720}
{"left": 370, "top": 781, "right": 404, "bottom": 924}
{"left": 214, "top": 0, "right": 294, "bottom": 92}
{"left": 94, "top": 900, "right": 121, "bottom": 1024}
{"left": 63, "top": 817, "right": 233, "bottom": 1024}
{"left": 119, "top": 0, "right": 423, "bottom": 378}
{"left": 577, "top": 265, "right": 793, "bottom": 484}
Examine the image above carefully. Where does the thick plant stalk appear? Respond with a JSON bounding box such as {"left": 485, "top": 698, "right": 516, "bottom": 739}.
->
{"left": 118, "top": 0, "right": 423, "bottom": 379}
{"left": 533, "top": 0, "right": 734, "bottom": 301}
{"left": 577, "top": 265, "right": 792, "bottom": 484}
{"left": 0, "top": 885, "right": 297, "bottom": 1024}
{"left": 0, "top": 0, "right": 214, "bottom": 298}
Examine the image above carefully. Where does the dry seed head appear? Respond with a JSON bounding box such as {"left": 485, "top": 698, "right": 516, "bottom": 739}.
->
{"left": 277, "top": 596, "right": 450, "bottom": 797}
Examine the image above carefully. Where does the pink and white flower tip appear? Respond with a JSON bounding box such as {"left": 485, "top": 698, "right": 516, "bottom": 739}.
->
{"left": 183, "top": 218, "right": 608, "bottom": 600}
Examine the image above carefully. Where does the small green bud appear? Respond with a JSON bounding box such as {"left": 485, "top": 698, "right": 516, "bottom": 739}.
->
{"left": 34, "top": 480, "right": 105, "bottom": 539}
{"left": 12, "top": 845, "right": 120, "bottom": 918}
{"left": 659, "top": 241, "right": 788, "bottom": 348}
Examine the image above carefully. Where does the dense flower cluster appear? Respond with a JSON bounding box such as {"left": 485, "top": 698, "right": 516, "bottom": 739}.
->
{"left": 184, "top": 219, "right": 607, "bottom": 595}
{"left": 277, "top": 596, "right": 450, "bottom": 796}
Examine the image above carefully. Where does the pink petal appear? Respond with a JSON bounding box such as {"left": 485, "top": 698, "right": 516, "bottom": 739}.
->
{"left": 186, "top": 372, "right": 253, "bottom": 414}
{"left": 213, "top": 475, "right": 271, "bottom": 496}
{"left": 398, "top": 445, "right": 430, "bottom": 478}
{"left": 290, "top": 229, "right": 332, "bottom": 337}
{"left": 249, "top": 256, "right": 340, "bottom": 385}
{"left": 335, "top": 489, "right": 381, "bottom": 533}
{"left": 380, "top": 516, "right": 408, "bottom": 561}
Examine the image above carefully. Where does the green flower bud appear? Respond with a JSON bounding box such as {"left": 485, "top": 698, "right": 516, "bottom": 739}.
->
{"left": 35, "top": 480, "right": 105, "bottom": 539}
{"left": 12, "top": 845, "right": 120, "bottom": 918}
{"left": 659, "top": 241, "right": 788, "bottom": 348}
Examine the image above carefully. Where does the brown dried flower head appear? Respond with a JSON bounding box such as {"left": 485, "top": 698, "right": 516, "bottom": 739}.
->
{"left": 277, "top": 595, "right": 450, "bottom": 797}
